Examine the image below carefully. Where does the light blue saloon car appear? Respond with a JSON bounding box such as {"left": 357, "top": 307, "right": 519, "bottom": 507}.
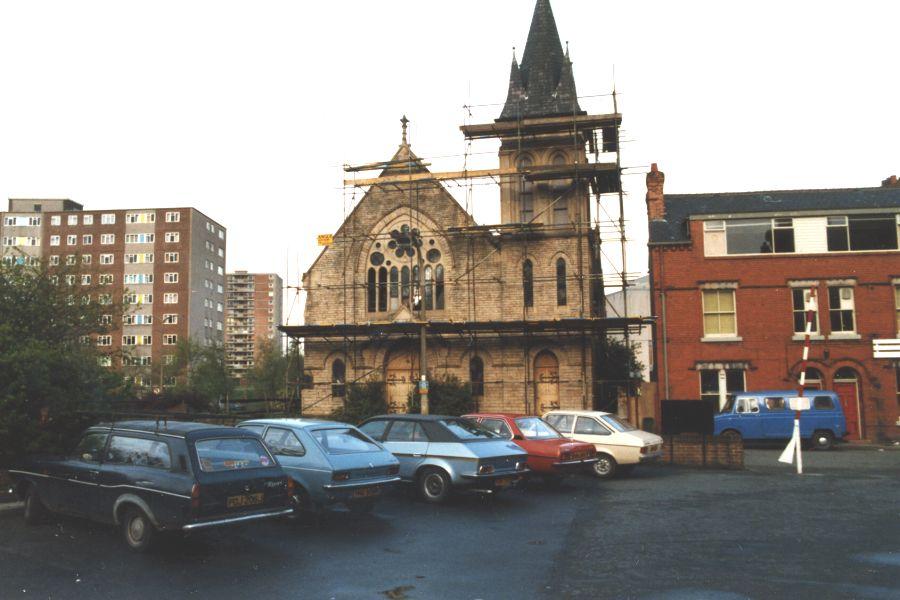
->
{"left": 238, "top": 419, "right": 400, "bottom": 514}
{"left": 358, "top": 415, "right": 529, "bottom": 503}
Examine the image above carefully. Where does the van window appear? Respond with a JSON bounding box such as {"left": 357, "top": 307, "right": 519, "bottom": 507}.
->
{"left": 764, "top": 397, "right": 786, "bottom": 411}
{"left": 813, "top": 396, "right": 835, "bottom": 410}
{"left": 736, "top": 398, "right": 760, "bottom": 414}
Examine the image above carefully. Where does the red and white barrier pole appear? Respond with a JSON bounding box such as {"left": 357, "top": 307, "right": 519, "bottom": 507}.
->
{"left": 779, "top": 288, "right": 817, "bottom": 474}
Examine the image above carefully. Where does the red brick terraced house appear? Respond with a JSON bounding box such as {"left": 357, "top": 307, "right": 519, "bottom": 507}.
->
{"left": 646, "top": 166, "right": 900, "bottom": 442}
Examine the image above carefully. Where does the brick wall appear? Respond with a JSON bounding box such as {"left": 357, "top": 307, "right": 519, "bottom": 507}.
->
{"left": 662, "top": 434, "right": 743, "bottom": 469}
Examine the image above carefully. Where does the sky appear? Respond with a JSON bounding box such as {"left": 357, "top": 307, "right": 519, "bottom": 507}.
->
{"left": 2, "top": 0, "right": 898, "bottom": 325}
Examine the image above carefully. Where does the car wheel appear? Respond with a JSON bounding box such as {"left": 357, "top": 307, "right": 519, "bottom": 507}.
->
{"left": 121, "top": 506, "right": 156, "bottom": 552}
{"left": 347, "top": 498, "right": 376, "bottom": 515}
{"left": 812, "top": 430, "right": 834, "bottom": 451}
{"left": 418, "top": 467, "right": 450, "bottom": 504}
{"left": 23, "top": 487, "right": 47, "bottom": 526}
{"left": 592, "top": 454, "right": 617, "bottom": 479}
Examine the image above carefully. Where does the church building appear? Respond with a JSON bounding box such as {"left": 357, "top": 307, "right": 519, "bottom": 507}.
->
{"left": 283, "top": 0, "right": 641, "bottom": 416}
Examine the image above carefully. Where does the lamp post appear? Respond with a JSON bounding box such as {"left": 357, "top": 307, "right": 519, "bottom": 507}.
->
{"left": 389, "top": 224, "right": 429, "bottom": 414}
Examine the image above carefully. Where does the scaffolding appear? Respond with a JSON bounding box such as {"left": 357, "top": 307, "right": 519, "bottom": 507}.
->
{"left": 280, "top": 85, "right": 651, "bottom": 418}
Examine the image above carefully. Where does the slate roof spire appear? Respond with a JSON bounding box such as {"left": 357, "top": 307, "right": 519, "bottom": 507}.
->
{"left": 499, "top": 0, "right": 583, "bottom": 121}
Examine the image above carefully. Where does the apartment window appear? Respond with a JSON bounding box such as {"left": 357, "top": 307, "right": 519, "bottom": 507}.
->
{"left": 792, "top": 289, "right": 819, "bottom": 334}
{"left": 216, "top": 321, "right": 222, "bottom": 332}
{"left": 97, "top": 335, "right": 112, "bottom": 347}
{"left": 124, "top": 273, "right": 153, "bottom": 284}
{"left": 99, "top": 274, "right": 113, "bottom": 285}
{"left": 100, "top": 254, "right": 114, "bottom": 265}
{"left": 81, "top": 255, "right": 91, "bottom": 265}
{"left": 101, "top": 213, "right": 116, "bottom": 225}
{"left": 523, "top": 259, "right": 534, "bottom": 308}
{"left": 125, "top": 212, "right": 155, "bottom": 224}
{"left": 164, "top": 293, "right": 178, "bottom": 304}
{"left": 82, "top": 234, "right": 93, "bottom": 245}
{"left": 65, "top": 274, "right": 76, "bottom": 285}
{"left": 98, "top": 294, "right": 112, "bottom": 305}
{"left": 50, "top": 235, "right": 60, "bottom": 246}
{"left": 100, "top": 314, "right": 112, "bottom": 325}
{"left": 68, "top": 215, "right": 78, "bottom": 226}
{"left": 217, "top": 284, "right": 223, "bottom": 294}
{"left": 66, "top": 235, "right": 77, "bottom": 245}
{"left": 164, "top": 252, "right": 179, "bottom": 263}
{"left": 216, "top": 302, "right": 223, "bottom": 312}
{"left": 163, "top": 334, "right": 178, "bottom": 345}
{"left": 81, "top": 274, "right": 92, "bottom": 285}
{"left": 827, "top": 214, "right": 899, "bottom": 252}
{"left": 163, "top": 314, "right": 178, "bottom": 325}
{"left": 122, "top": 335, "right": 136, "bottom": 346}
{"left": 164, "top": 272, "right": 178, "bottom": 283}
{"left": 124, "top": 314, "right": 153, "bottom": 325}
{"left": 217, "top": 266, "right": 224, "bottom": 276}
{"left": 556, "top": 258, "right": 567, "bottom": 306}
{"left": 165, "top": 211, "right": 180, "bottom": 223}
{"left": 702, "top": 289, "right": 737, "bottom": 336}
{"left": 165, "top": 232, "right": 179, "bottom": 243}
{"left": 725, "top": 218, "right": 794, "bottom": 254}
{"left": 218, "top": 230, "right": 224, "bottom": 240}
{"left": 125, "top": 233, "right": 154, "bottom": 244}
{"left": 124, "top": 254, "right": 137, "bottom": 264}
{"left": 828, "top": 287, "right": 856, "bottom": 333}
{"left": 66, "top": 255, "right": 76, "bottom": 266}
{"left": 51, "top": 215, "right": 61, "bottom": 226}
{"left": 123, "top": 293, "right": 152, "bottom": 305}
{"left": 83, "top": 215, "right": 93, "bottom": 225}
{"left": 49, "top": 255, "right": 59, "bottom": 266}
{"left": 164, "top": 355, "right": 175, "bottom": 365}
{"left": 98, "top": 356, "right": 112, "bottom": 367}
{"left": 101, "top": 234, "right": 115, "bottom": 245}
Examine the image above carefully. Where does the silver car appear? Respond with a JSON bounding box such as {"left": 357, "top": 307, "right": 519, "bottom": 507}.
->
{"left": 238, "top": 419, "right": 400, "bottom": 514}
{"left": 358, "top": 415, "right": 529, "bottom": 503}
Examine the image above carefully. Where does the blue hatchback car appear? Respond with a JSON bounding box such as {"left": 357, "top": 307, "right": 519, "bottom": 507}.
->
{"left": 714, "top": 390, "right": 848, "bottom": 450}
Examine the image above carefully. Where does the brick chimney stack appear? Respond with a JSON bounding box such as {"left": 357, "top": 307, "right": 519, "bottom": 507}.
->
{"left": 646, "top": 163, "right": 666, "bottom": 220}
{"left": 882, "top": 174, "right": 899, "bottom": 187}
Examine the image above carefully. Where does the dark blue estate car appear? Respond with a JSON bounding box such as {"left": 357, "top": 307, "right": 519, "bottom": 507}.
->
{"left": 9, "top": 421, "right": 294, "bottom": 551}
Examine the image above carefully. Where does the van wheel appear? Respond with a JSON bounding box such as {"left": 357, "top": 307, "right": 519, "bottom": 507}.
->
{"left": 417, "top": 467, "right": 450, "bottom": 503}
{"left": 24, "top": 487, "right": 47, "bottom": 525}
{"left": 121, "top": 506, "right": 156, "bottom": 552}
{"left": 592, "top": 454, "right": 617, "bottom": 479}
{"left": 812, "top": 430, "right": 834, "bottom": 451}
{"left": 721, "top": 430, "right": 742, "bottom": 443}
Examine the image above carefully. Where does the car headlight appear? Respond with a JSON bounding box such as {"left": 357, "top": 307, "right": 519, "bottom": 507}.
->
{"left": 478, "top": 464, "right": 494, "bottom": 475}
{"left": 515, "top": 461, "right": 525, "bottom": 471}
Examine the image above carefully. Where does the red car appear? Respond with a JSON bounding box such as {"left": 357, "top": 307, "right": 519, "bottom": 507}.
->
{"left": 464, "top": 413, "right": 597, "bottom": 480}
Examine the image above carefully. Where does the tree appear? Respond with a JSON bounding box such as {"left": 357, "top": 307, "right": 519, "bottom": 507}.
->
{"left": 0, "top": 259, "right": 125, "bottom": 464}
{"left": 166, "top": 337, "right": 236, "bottom": 412}
{"left": 595, "top": 338, "right": 645, "bottom": 412}
{"left": 247, "top": 339, "right": 288, "bottom": 401}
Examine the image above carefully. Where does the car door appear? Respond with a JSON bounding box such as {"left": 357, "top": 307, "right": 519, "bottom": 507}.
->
{"left": 58, "top": 431, "right": 109, "bottom": 516}
{"left": 735, "top": 397, "right": 763, "bottom": 439}
{"left": 761, "top": 396, "right": 792, "bottom": 439}
{"left": 262, "top": 426, "right": 316, "bottom": 492}
{"left": 572, "top": 416, "right": 614, "bottom": 451}
{"left": 381, "top": 421, "right": 429, "bottom": 481}
{"left": 99, "top": 434, "right": 179, "bottom": 525}
{"left": 480, "top": 418, "right": 513, "bottom": 440}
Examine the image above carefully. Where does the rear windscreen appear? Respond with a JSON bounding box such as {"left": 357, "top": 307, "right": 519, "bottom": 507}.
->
{"left": 195, "top": 437, "right": 274, "bottom": 472}
{"left": 312, "top": 428, "right": 381, "bottom": 454}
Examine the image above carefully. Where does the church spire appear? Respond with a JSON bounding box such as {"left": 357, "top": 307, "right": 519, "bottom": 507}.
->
{"left": 498, "top": 0, "right": 583, "bottom": 121}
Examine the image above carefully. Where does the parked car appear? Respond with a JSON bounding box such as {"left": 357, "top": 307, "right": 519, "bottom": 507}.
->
{"left": 238, "top": 418, "right": 400, "bottom": 514}
{"left": 463, "top": 413, "right": 597, "bottom": 481}
{"left": 714, "top": 390, "right": 847, "bottom": 450}
{"left": 358, "top": 415, "right": 529, "bottom": 503}
{"left": 8, "top": 421, "right": 293, "bottom": 551}
{"left": 542, "top": 410, "right": 664, "bottom": 478}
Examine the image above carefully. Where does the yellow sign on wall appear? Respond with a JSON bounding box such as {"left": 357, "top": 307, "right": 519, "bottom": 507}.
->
{"left": 317, "top": 234, "right": 334, "bottom": 247}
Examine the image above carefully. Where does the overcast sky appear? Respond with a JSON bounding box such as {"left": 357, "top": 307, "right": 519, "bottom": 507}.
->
{"left": 2, "top": 0, "right": 898, "bottom": 324}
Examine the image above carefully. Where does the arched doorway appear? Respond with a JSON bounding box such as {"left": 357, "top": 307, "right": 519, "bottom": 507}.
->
{"left": 833, "top": 367, "right": 862, "bottom": 440}
{"left": 385, "top": 351, "right": 418, "bottom": 413}
{"left": 534, "top": 350, "right": 560, "bottom": 413}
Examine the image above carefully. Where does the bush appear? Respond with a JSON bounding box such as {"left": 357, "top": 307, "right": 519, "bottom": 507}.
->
{"left": 329, "top": 380, "right": 387, "bottom": 425}
{"left": 408, "top": 375, "right": 475, "bottom": 416}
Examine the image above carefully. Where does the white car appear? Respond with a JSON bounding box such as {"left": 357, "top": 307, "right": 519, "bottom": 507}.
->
{"left": 542, "top": 410, "right": 663, "bottom": 478}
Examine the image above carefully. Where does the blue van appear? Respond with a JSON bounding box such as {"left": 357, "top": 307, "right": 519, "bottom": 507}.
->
{"left": 714, "top": 390, "right": 848, "bottom": 450}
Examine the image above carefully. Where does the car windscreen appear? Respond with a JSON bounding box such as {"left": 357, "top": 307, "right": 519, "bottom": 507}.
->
{"left": 440, "top": 418, "right": 498, "bottom": 440}
{"left": 599, "top": 415, "right": 637, "bottom": 432}
{"left": 720, "top": 397, "right": 736, "bottom": 413}
{"left": 515, "top": 417, "right": 562, "bottom": 439}
{"left": 312, "top": 428, "right": 381, "bottom": 454}
{"left": 194, "top": 437, "right": 274, "bottom": 472}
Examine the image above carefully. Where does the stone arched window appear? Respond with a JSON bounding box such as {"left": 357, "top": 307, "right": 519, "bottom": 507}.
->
{"left": 523, "top": 259, "right": 534, "bottom": 308}
{"left": 366, "top": 268, "right": 376, "bottom": 313}
{"left": 389, "top": 267, "right": 399, "bottom": 311}
{"left": 470, "top": 356, "right": 484, "bottom": 397}
{"left": 556, "top": 258, "right": 567, "bottom": 306}
{"left": 424, "top": 265, "right": 434, "bottom": 310}
{"left": 517, "top": 155, "right": 534, "bottom": 223}
{"left": 435, "top": 264, "right": 445, "bottom": 310}
{"left": 331, "top": 359, "right": 346, "bottom": 398}
{"left": 401, "top": 266, "right": 411, "bottom": 305}
{"left": 377, "top": 267, "right": 388, "bottom": 312}
{"left": 551, "top": 153, "right": 569, "bottom": 225}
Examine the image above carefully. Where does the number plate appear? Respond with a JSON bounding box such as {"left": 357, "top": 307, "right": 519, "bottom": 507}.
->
{"left": 494, "top": 477, "right": 513, "bottom": 489}
{"left": 352, "top": 487, "right": 381, "bottom": 499}
{"left": 226, "top": 492, "right": 264, "bottom": 508}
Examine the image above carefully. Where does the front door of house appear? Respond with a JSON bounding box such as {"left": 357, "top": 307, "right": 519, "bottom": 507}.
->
{"left": 386, "top": 352, "right": 418, "bottom": 413}
{"left": 833, "top": 380, "right": 861, "bottom": 440}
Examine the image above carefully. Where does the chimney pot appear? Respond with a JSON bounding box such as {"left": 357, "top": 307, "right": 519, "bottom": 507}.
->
{"left": 882, "top": 174, "right": 899, "bottom": 187}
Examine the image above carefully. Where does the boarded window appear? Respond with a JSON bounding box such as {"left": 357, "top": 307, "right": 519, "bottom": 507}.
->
{"left": 523, "top": 260, "right": 534, "bottom": 308}
{"left": 556, "top": 258, "right": 567, "bottom": 306}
